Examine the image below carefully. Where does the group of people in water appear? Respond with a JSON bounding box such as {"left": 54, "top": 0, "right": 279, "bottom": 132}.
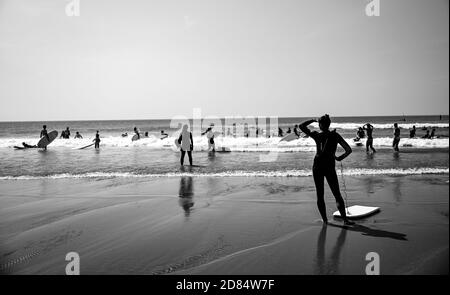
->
{"left": 21, "top": 115, "right": 446, "bottom": 227}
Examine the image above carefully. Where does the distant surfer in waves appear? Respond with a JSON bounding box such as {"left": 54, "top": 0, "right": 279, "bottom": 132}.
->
{"left": 294, "top": 125, "right": 300, "bottom": 137}
{"left": 133, "top": 127, "right": 140, "bottom": 140}
{"left": 409, "top": 125, "right": 416, "bottom": 138}
{"left": 60, "top": 127, "right": 70, "bottom": 139}
{"left": 430, "top": 128, "right": 436, "bottom": 138}
{"left": 160, "top": 130, "right": 168, "bottom": 139}
{"left": 422, "top": 129, "right": 431, "bottom": 139}
{"left": 74, "top": 131, "right": 83, "bottom": 139}
{"left": 392, "top": 123, "right": 401, "bottom": 152}
{"left": 202, "top": 127, "right": 216, "bottom": 152}
{"left": 93, "top": 131, "right": 101, "bottom": 149}
{"left": 363, "top": 123, "right": 376, "bottom": 153}
{"left": 21, "top": 142, "right": 37, "bottom": 148}
{"left": 178, "top": 124, "right": 193, "bottom": 166}
{"left": 300, "top": 114, "right": 354, "bottom": 226}
{"left": 278, "top": 128, "right": 284, "bottom": 137}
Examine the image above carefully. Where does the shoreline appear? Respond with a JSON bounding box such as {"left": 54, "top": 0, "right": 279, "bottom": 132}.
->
{"left": 0, "top": 174, "right": 448, "bottom": 274}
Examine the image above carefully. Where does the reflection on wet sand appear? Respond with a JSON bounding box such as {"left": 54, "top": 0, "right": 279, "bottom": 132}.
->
{"left": 178, "top": 176, "right": 194, "bottom": 217}
{"left": 315, "top": 225, "right": 347, "bottom": 275}
{"left": 315, "top": 222, "right": 407, "bottom": 274}
{"left": 328, "top": 222, "right": 407, "bottom": 241}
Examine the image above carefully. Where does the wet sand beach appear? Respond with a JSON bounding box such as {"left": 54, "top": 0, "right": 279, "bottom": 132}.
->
{"left": 0, "top": 174, "right": 448, "bottom": 275}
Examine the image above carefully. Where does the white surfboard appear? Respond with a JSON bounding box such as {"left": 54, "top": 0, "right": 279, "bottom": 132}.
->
{"left": 279, "top": 133, "right": 299, "bottom": 142}
{"left": 333, "top": 205, "right": 380, "bottom": 219}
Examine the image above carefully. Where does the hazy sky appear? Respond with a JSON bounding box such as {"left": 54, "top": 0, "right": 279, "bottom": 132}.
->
{"left": 0, "top": 0, "right": 448, "bottom": 121}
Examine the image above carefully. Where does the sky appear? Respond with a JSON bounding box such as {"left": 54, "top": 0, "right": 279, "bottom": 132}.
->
{"left": 0, "top": 0, "right": 448, "bottom": 121}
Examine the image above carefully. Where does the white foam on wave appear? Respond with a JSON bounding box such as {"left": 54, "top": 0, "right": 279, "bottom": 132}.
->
{"left": 311, "top": 122, "right": 449, "bottom": 130}
{"left": 0, "top": 167, "right": 447, "bottom": 180}
{"left": 1, "top": 135, "right": 448, "bottom": 150}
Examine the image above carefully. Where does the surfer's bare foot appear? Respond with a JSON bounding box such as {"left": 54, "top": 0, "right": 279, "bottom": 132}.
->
{"left": 344, "top": 219, "right": 355, "bottom": 225}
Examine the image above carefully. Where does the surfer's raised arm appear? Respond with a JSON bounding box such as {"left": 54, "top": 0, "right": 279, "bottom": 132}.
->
{"left": 335, "top": 133, "right": 352, "bottom": 162}
{"left": 299, "top": 119, "right": 317, "bottom": 136}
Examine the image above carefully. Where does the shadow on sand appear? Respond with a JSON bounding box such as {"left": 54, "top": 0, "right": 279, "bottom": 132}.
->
{"left": 328, "top": 222, "right": 408, "bottom": 241}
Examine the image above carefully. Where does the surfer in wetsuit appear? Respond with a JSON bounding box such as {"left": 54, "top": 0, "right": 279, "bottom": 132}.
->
{"left": 422, "top": 129, "right": 430, "bottom": 139}
{"left": 22, "top": 142, "right": 37, "bottom": 148}
{"left": 409, "top": 126, "right": 416, "bottom": 138}
{"left": 40, "top": 125, "right": 50, "bottom": 150}
{"left": 160, "top": 130, "right": 168, "bottom": 139}
{"left": 278, "top": 128, "right": 284, "bottom": 137}
{"left": 300, "top": 115, "right": 354, "bottom": 226}
{"left": 60, "top": 127, "right": 70, "bottom": 139}
{"left": 201, "top": 127, "right": 215, "bottom": 152}
{"left": 93, "top": 131, "right": 101, "bottom": 149}
{"left": 430, "top": 128, "right": 436, "bottom": 138}
{"left": 133, "top": 127, "right": 140, "bottom": 140}
{"left": 294, "top": 125, "right": 301, "bottom": 137}
{"left": 178, "top": 124, "right": 193, "bottom": 166}
{"left": 363, "top": 123, "right": 376, "bottom": 153}
{"left": 392, "top": 123, "right": 401, "bottom": 152}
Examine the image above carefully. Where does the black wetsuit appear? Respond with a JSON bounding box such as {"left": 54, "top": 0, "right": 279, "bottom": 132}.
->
{"left": 94, "top": 134, "right": 101, "bottom": 149}
{"left": 300, "top": 124, "right": 349, "bottom": 222}
{"left": 363, "top": 124, "right": 376, "bottom": 152}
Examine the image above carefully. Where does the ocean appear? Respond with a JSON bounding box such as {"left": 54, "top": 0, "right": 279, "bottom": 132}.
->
{"left": 0, "top": 115, "right": 448, "bottom": 179}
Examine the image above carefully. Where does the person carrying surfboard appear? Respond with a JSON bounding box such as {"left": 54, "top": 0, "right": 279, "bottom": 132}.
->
{"left": 201, "top": 127, "right": 216, "bottom": 152}
{"left": 178, "top": 124, "right": 193, "bottom": 166}
{"left": 40, "top": 125, "right": 50, "bottom": 150}
{"left": 300, "top": 115, "right": 354, "bottom": 226}
{"left": 133, "top": 127, "right": 140, "bottom": 140}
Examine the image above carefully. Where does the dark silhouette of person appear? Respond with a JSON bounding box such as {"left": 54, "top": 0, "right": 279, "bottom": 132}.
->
{"left": 160, "top": 130, "right": 168, "bottom": 139}
{"left": 356, "top": 127, "right": 365, "bottom": 139}
{"left": 422, "top": 130, "right": 430, "bottom": 139}
{"left": 392, "top": 123, "right": 400, "bottom": 152}
{"left": 133, "top": 127, "right": 140, "bottom": 140}
{"left": 60, "top": 127, "right": 70, "bottom": 139}
{"left": 93, "top": 130, "right": 101, "bottom": 149}
{"left": 300, "top": 114, "right": 354, "bottom": 225}
{"left": 178, "top": 124, "right": 193, "bottom": 166}
{"left": 278, "top": 128, "right": 284, "bottom": 137}
{"left": 409, "top": 125, "right": 416, "bottom": 138}
{"left": 40, "top": 125, "right": 50, "bottom": 150}
{"left": 363, "top": 123, "right": 376, "bottom": 153}
{"left": 294, "top": 125, "right": 300, "bottom": 137}
{"left": 430, "top": 128, "right": 436, "bottom": 138}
